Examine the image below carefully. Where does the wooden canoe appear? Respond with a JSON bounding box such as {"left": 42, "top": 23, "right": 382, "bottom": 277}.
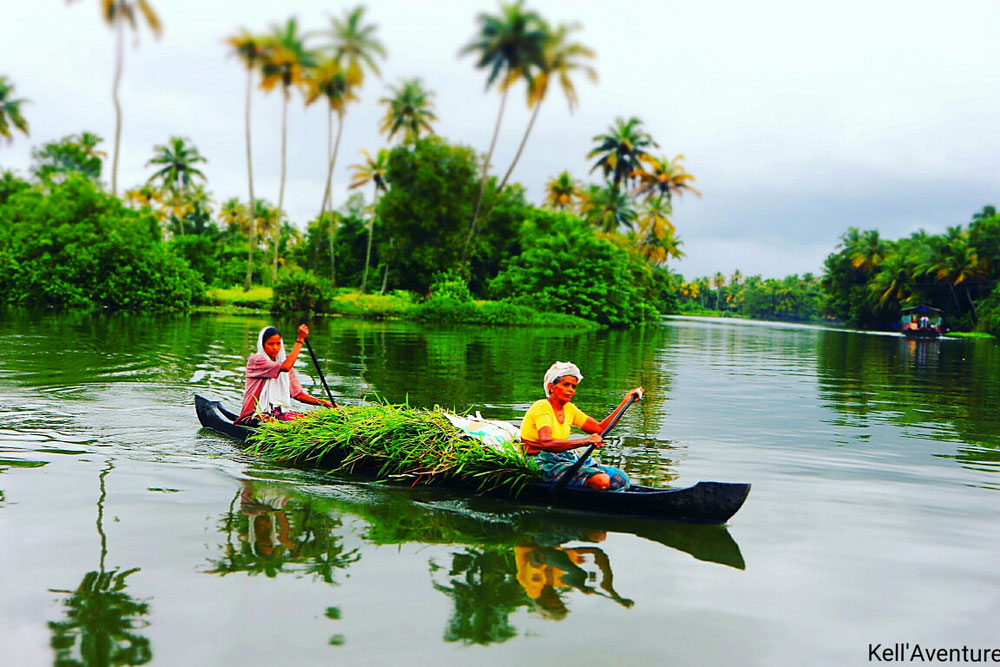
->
{"left": 195, "top": 394, "right": 750, "bottom": 524}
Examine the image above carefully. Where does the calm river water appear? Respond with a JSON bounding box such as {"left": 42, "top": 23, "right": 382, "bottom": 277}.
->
{"left": 1, "top": 311, "right": 998, "bottom": 665}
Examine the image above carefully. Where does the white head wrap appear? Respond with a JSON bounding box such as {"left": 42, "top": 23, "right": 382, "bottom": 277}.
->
{"left": 544, "top": 361, "right": 583, "bottom": 397}
{"left": 256, "top": 326, "right": 293, "bottom": 414}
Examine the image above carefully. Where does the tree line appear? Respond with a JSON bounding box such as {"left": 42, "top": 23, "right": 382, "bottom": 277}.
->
{"left": 0, "top": 2, "right": 697, "bottom": 327}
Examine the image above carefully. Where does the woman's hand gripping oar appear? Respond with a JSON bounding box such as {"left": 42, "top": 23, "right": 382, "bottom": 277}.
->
{"left": 301, "top": 332, "right": 339, "bottom": 409}
{"left": 551, "top": 388, "right": 643, "bottom": 493}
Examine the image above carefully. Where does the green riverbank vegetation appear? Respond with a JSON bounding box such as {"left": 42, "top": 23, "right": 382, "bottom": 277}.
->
{"left": 0, "top": 4, "right": 689, "bottom": 328}
{"left": 3, "top": 4, "right": 998, "bottom": 335}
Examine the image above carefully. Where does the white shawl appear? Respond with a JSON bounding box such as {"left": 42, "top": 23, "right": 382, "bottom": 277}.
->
{"left": 256, "top": 327, "right": 293, "bottom": 414}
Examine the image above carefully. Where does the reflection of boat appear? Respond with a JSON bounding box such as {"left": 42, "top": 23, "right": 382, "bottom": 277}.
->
{"left": 308, "top": 481, "right": 746, "bottom": 570}
{"left": 195, "top": 395, "right": 751, "bottom": 525}
{"left": 900, "top": 305, "right": 943, "bottom": 339}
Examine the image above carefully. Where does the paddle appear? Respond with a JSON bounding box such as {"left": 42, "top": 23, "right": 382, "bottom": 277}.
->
{"left": 302, "top": 336, "right": 338, "bottom": 408}
{"left": 551, "top": 391, "right": 641, "bottom": 492}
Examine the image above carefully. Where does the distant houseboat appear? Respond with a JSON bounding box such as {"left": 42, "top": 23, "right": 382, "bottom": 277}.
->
{"left": 900, "top": 305, "right": 943, "bottom": 339}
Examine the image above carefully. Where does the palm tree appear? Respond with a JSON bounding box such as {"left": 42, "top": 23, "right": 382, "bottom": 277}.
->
{"left": 227, "top": 29, "right": 268, "bottom": 292}
{"left": 849, "top": 229, "right": 887, "bottom": 273}
{"left": 316, "top": 7, "right": 385, "bottom": 285}
{"left": 123, "top": 183, "right": 164, "bottom": 222}
{"left": 730, "top": 269, "right": 744, "bottom": 286}
{"left": 259, "top": 17, "right": 316, "bottom": 281}
{"left": 145, "top": 137, "right": 207, "bottom": 196}
{"left": 870, "top": 252, "right": 918, "bottom": 308}
{"left": 497, "top": 22, "right": 596, "bottom": 192}
{"left": 927, "top": 228, "right": 989, "bottom": 313}
{"left": 322, "top": 6, "right": 387, "bottom": 87}
{"left": 636, "top": 196, "right": 683, "bottom": 265}
{"left": 712, "top": 272, "right": 726, "bottom": 310}
{"left": 972, "top": 205, "right": 996, "bottom": 222}
{"left": 460, "top": 0, "right": 547, "bottom": 258}
{"left": 0, "top": 77, "right": 30, "bottom": 144}
{"left": 253, "top": 199, "right": 281, "bottom": 281}
{"left": 544, "top": 170, "right": 580, "bottom": 210}
{"left": 695, "top": 276, "right": 711, "bottom": 308}
{"left": 379, "top": 79, "right": 437, "bottom": 144}
{"left": 305, "top": 58, "right": 358, "bottom": 286}
{"left": 218, "top": 197, "right": 250, "bottom": 235}
{"left": 349, "top": 149, "right": 390, "bottom": 291}
{"left": 579, "top": 183, "right": 636, "bottom": 233}
{"left": 631, "top": 154, "right": 700, "bottom": 202}
{"left": 67, "top": 0, "right": 162, "bottom": 195}
{"left": 588, "top": 117, "right": 657, "bottom": 198}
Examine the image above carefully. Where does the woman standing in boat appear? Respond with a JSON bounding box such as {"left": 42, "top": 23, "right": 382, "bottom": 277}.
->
{"left": 519, "top": 361, "right": 642, "bottom": 491}
{"left": 236, "top": 324, "right": 335, "bottom": 425}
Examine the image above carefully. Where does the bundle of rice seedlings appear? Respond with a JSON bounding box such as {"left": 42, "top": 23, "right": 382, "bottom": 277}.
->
{"left": 248, "top": 403, "right": 542, "bottom": 493}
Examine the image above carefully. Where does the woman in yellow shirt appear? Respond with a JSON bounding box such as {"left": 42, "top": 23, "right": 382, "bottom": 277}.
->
{"left": 519, "top": 361, "right": 642, "bottom": 490}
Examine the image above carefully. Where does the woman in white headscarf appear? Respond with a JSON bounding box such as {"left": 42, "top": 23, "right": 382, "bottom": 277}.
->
{"left": 519, "top": 361, "right": 643, "bottom": 491}
{"left": 236, "top": 324, "right": 335, "bottom": 425}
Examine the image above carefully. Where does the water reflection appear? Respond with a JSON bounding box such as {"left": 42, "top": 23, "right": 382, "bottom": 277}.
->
{"left": 514, "top": 531, "right": 633, "bottom": 616}
{"left": 207, "top": 480, "right": 360, "bottom": 581}
{"left": 47, "top": 460, "right": 152, "bottom": 666}
{"left": 428, "top": 537, "right": 631, "bottom": 643}
{"left": 813, "top": 330, "right": 1000, "bottom": 483}
{"left": 204, "top": 476, "right": 744, "bottom": 646}
{"left": 431, "top": 547, "right": 523, "bottom": 645}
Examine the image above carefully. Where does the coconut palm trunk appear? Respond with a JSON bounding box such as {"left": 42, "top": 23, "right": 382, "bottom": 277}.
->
{"left": 273, "top": 90, "right": 289, "bottom": 284}
{"left": 380, "top": 239, "right": 393, "bottom": 295}
{"left": 243, "top": 66, "right": 257, "bottom": 292}
{"left": 497, "top": 99, "right": 541, "bottom": 192}
{"left": 360, "top": 187, "right": 379, "bottom": 292}
{"left": 111, "top": 19, "right": 125, "bottom": 196}
{"left": 319, "top": 110, "right": 344, "bottom": 286}
{"left": 464, "top": 87, "right": 508, "bottom": 260}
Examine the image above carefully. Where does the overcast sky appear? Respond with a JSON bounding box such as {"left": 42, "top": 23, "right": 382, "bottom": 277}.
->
{"left": 3, "top": 0, "right": 999, "bottom": 279}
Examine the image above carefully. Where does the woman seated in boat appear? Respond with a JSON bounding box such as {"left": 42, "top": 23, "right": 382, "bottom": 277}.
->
{"left": 519, "top": 361, "right": 642, "bottom": 491}
{"left": 236, "top": 324, "right": 335, "bottom": 425}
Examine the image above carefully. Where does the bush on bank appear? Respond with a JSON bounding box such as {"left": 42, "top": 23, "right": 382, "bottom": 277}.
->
{"left": 0, "top": 174, "right": 202, "bottom": 310}
{"left": 488, "top": 211, "right": 660, "bottom": 327}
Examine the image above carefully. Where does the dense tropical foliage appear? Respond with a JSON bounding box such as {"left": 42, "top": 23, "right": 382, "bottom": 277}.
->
{"left": 3, "top": 3, "right": 996, "bottom": 336}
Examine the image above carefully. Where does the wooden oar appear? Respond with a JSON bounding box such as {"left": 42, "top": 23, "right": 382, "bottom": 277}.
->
{"left": 302, "top": 337, "right": 338, "bottom": 408}
{"left": 551, "top": 392, "right": 640, "bottom": 492}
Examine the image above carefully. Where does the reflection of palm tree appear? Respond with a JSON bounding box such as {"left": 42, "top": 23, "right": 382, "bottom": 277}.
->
{"left": 48, "top": 460, "right": 152, "bottom": 666}
{"left": 431, "top": 547, "right": 527, "bottom": 645}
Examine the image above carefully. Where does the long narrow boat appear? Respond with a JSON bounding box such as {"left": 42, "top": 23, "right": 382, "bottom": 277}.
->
{"left": 195, "top": 395, "right": 750, "bottom": 524}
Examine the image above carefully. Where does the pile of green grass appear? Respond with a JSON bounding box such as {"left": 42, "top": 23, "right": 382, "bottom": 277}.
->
{"left": 248, "top": 403, "right": 541, "bottom": 493}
